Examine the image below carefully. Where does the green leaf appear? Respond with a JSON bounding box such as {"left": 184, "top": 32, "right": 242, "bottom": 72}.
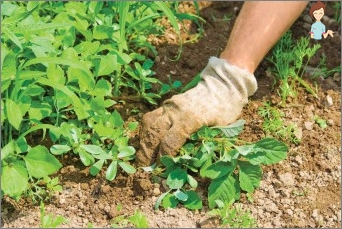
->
{"left": 89, "top": 79, "right": 112, "bottom": 96}
{"left": 37, "top": 78, "right": 90, "bottom": 120}
{"left": 128, "top": 122, "right": 138, "bottom": 131}
{"left": 162, "top": 193, "right": 179, "bottom": 209}
{"left": 24, "top": 146, "right": 62, "bottom": 178}
{"left": 90, "top": 96, "right": 106, "bottom": 114}
{"left": 114, "top": 137, "right": 128, "bottom": 149}
{"left": 213, "top": 119, "right": 245, "bottom": 138}
{"left": 28, "top": 101, "right": 52, "bottom": 121}
{"left": 88, "top": 1, "right": 103, "bottom": 14}
{"left": 129, "top": 210, "right": 149, "bottom": 228}
{"left": 244, "top": 138, "right": 288, "bottom": 165}
{"left": 110, "top": 110, "right": 124, "bottom": 127}
{"left": 2, "top": 3, "right": 38, "bottom": 25}
{"left": 208, "top": 175, "right": 240, "bottom": 209}
{"left": 5, "top": 99, "right": 23, "bottom": 130}
{"left": 238, "top": 161, "right": 262, "bottom": 193}
{"left": 23, "top": 57, "right": 93, "bottom": 79}
{"left": 18, "top": 95, "right": 31, "bottom": 116}
{"left": 142, "top": 59, "right": 154, "bottom": 69}
{"left": 106, "top": 161, "right": 118, "bottom": 181}
{"left": 118, "top": 146, "right": 135, "bottom": 158}
{"left": 47, "top": 64, "right": 65, "bottom": 83}
{"left": 74, "top": 41, "right": 99, "bottom": 57}
{"left": 90, "top": 159, "right": 105, "bottom": 176}
{"left": 67, "top": 67, "right": 95, "bottom": 92}
{"left": 93, "top": 25, "right": 114, "bottom": 40}
{"left": 118, "top": 161, "right": 136, "bottom": 174}
{"left": 202, "top": 161, "right": 236, "bottom": 180}
{"left": 166, "top": 168, "right": 187, "bottom": 189}
{"left": 155, "top": 191, "right": 170, "bottom": 210}
{"left": 174, "top": 189, "right": 188, "bottom": 201}
{"left": 160, "top": 155, "right": 176, "bottom": 167}
{"left": 25, "top": 85, "right": 45, "bottom": 96}
{"left": 235, "top": 144, "right": 255, "bottom": 156}
{"left": 2, "top": 27, "right": 22, "bottom": 50}
{"left": 1, "top": 140, "right": 15, "bottom": 161}
{"left": 1, "top": 161, "right": 28, "bottom": 200}
{"left": 77, "top": 148, "right": 95, "bottom": 166}
{"left": 187, "top": 174, "right": 198, "bottom": 189}
{"left": 50, "top": 145, "right": 71, "bottom": 155}
{"left": 95, "top": 54, "right": 117, "bottom": 77}
{"left": 183, "top": 190, "right": 202, "bottom": 210}
{"left": 80, "top": 144, "right": 105, "bottom": 155}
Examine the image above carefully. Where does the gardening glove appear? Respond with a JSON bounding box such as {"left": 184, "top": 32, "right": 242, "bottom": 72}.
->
{"left": 136, "top": 57, "right": 258, "bottom": 166}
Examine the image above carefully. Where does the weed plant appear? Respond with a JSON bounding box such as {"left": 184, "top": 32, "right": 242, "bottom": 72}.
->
{"left": 149, "top": 120, "right": 288, "bottom": 210}
{"left": 258, "top": 102, "right": 301, "bottom": 145}
{"left": 208, "top": 201, "right": 258, "bottom": 228}
{"left": 268, "top": 31, "right": 321, "bottom": 105}
{"left": 1, "top": 1, "right": 202, "bottom": 201}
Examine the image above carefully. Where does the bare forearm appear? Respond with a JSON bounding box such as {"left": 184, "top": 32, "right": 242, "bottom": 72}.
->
{"left": 220, "top": 1, "right": 308, "bottom": 73}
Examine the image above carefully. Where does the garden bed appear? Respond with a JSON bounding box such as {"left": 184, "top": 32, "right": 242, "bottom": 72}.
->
{"left": 1, "top": 1, "right": 341, "bottom": 228}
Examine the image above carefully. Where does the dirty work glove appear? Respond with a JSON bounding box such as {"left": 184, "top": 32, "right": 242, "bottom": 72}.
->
{"left": 136, "top": 57, "right": 258, "bottom": 166}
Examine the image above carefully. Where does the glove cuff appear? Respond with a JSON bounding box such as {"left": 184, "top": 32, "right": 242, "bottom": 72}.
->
{"left": 201, "top": 57, "right": 258, "bottom": 97}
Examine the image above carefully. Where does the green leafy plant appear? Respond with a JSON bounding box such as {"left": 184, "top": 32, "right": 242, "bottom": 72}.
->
{"left": 1, "top": 1, "right": 203, "bottom": 201}
{"left": 208, "top": 201, "right": 258, "bottom": 228}
{"left": 111, "top": 204, "right": 149, "bottom": 228}
{"left": 313, "top": 115, "right": 327, "bottom": 129}
{"left": 258, "top": 102, "right": 301, "bottom": 144}
{"left": 154, "top": 120, "right": 288, "bottom": 210}
{"left": 268, "top": 31, "right": 321, "bottom": 104}
{"left": 40, "top": 201, "right": 68, "bottom": 228}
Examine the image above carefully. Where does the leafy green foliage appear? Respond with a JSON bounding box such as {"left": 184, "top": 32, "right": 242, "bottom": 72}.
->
{"left": 258, "top": 102, "right": 301, "bottom": 144}
{"left": 268, "top": 31, "right": 321, "bottom": 104}
{"left": 154, "top": 120, "right": 288, "bottom": 210}
{"left": 1, "top": 1, "right": 202, "bottom": 201}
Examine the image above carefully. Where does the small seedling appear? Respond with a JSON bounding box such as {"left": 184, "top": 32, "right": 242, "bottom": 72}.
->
{"left": 258, "top": 102, "right": 301, "bottom": 144}
{"left": 40, "top": 202, "right": 68, "bottom": 228}
{"left": 111, "top": 204, "right": 149, "bottom": 228}
{"left": 313, "top": 115, "right": 327, "bottom": 129}
{"left": 208, "top": 201, "right": 258, "bottom": 228}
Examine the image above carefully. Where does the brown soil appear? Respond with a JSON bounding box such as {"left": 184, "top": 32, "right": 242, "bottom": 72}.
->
{"left": 1, "top": 2, "right": 341, "bottom": 228}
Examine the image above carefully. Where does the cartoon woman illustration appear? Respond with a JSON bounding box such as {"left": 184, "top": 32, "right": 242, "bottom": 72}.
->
{"left": 309, "top": 0, "right": 334, "bottom": 40}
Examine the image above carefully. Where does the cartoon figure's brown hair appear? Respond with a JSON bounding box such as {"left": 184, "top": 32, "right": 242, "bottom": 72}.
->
{"left": 309, "top": 0, "right": 326, "bottom": 20}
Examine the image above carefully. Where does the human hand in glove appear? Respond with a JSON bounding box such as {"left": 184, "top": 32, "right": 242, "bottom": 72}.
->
{"left": 135, "top": 57, "right": 257, "bottom": 166}
{"left": 135, "top": 1, "right": 309, "bottom": 166}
